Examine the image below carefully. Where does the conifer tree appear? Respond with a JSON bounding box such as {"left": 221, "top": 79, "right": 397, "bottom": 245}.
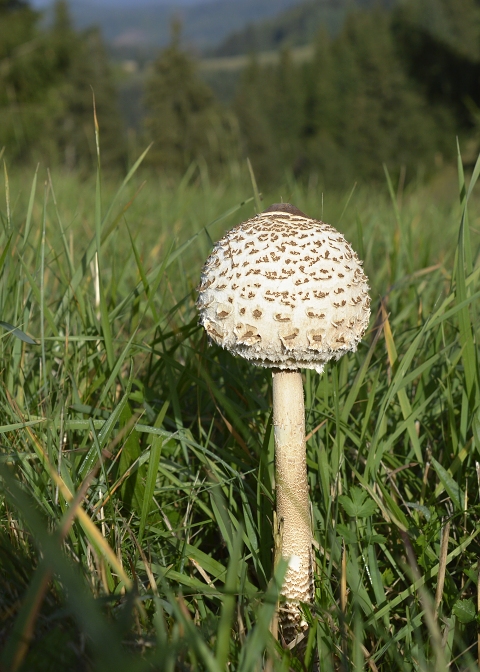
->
{"left": 268, "top": 48, "right": 305, "bottom": 171}
{"left": 393, "top": 0, "right": 480, "bottom": 129}
{"left": 329, "top": 9, "right": 448, "bottom": 179}
{"left": 144, "top": 25, "right": 238, "bottom": 175}
{"left": 0, "top": 0, "right": 49, "bottom": 159}
{"left": 303, "top": 27, "right": 349, "bottom": 181}
{"left": 0, "top": 0, "right": 124, "bottom": 168}
{"left": 233, "top": 57, "right": 280, "bottom": 183}
{"left": 233, "top": 7, "right": 452, "bottom": 185}
{"left": 43, "top": 1, "right": 125, "bottom": 170}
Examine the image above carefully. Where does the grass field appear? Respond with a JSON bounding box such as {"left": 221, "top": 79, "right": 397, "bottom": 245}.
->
{"left": 0, "top": 147, "right": 479, "bottom": 671}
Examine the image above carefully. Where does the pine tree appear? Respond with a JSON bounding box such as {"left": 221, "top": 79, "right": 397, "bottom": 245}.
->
{"left": 267, "top": 48, "right": 305, "bottom": 172}
{"left": 0, "top": 1, "right": 54, "bottom": 160}
{"left": 144, "top": 27, "right": 238, "bottom": 174}
{"left": 232, "top": 56, "right": 279, "bottom": 183}
{"left": 303, "top": 28, "right": 350, "bottom": 181}
{"left": 323, "top": 9, "right": 449, "bottom": 180}
{"left": 42, "top": 1, "right": 125, "bottom": 170}
{"left": 232, "top": 6, "right": 452, "bottom": 186}
{"left": 0, "top": 0, "right": 124, "bottom": 168}
{"left": 393, "top": 0, "right": 480, "bottom": 130}
{"left": 395, "top": 0, "right": 480, "bottom": 60}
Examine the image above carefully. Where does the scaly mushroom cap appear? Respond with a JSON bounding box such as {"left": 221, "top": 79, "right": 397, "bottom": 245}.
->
{"left": 197, "top": 205, "right": 371, "bottom": 373}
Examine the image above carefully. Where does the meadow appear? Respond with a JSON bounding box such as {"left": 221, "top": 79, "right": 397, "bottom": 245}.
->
{"left": 0, "top": 146, "right": 479, "bottom": 671}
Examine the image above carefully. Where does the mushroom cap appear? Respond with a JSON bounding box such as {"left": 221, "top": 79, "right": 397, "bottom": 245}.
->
{"left": 197, "top": 205, "right": 371, "bottom": 374}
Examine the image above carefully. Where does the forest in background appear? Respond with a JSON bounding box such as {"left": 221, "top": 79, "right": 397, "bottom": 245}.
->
{"left": 1, "top": 0, "right": 480, "bottom": 186}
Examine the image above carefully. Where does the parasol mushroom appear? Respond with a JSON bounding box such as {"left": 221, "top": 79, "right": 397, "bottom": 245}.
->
{"left": 197, "top": 203, "right": 370, "bottom": 643}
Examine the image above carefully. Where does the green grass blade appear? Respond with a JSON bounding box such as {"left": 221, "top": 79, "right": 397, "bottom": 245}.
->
{"left": 23, "top": 164, "right": 38, "bottom": 247}
{"left": 247, "top": 157, "right": 262, "bottom": 213}
{"left": 138, "top": 401, "right": 169, "bottom": 544}
{"left": 215, "top": 527, "right": 243, "bottom": 669}
{"left": 237, "top": 559, "right": 287, "bottom": 672}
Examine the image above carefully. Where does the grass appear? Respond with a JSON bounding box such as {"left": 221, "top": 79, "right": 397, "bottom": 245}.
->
{"left": 0, "top": 147, "right": 479, "bottom": 671}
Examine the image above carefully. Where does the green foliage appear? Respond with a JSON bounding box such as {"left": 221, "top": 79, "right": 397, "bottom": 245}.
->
{"left": 0, "top": 1, "right": 36, "bottom": 58}
{"left": 143, "top": 31, "right": 239, "bottom": 175}
{"left": 393, "top": 0, "right": 480, "bottom": 130}
{"left": 233, "top": 55, "right": 294, "bottom": 183}
{"left": 339, "top": 486, "right": 377, "bottom": 519}
{"left": 396, "top": 0, "right": 480, "bottom": 61}
{"left": 42, "top": 1, "right": 125, "bottom": 170}
{"left": 453, "top": 599, "right": 476, "bottom": 624}
{"left": 0, "top": 0, "right": 124, "bottom": 169}
{"left": 234, "top": 7, "right": 452, "bottom": 186}
{"left": 323, "top": 10, "right": 449, "bottom": 178}
{"left": 1, "top": 0, "right": 479, "bottom": 186}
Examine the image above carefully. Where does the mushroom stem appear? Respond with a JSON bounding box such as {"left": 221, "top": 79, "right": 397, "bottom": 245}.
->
{"left": 272, "top": 369, "right": 313, "bottom": 642}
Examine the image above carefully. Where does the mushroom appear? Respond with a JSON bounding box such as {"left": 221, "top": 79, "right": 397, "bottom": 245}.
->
{"left": 197, "top": 203, "right": 370, "bottom": 643}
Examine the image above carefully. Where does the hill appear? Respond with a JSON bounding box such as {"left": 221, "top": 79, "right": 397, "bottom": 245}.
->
{"left": 213, "top": 0, "right": 397, "bottom": 56}
{"left": 39, "top": 0, "right": 307, "bottom": 52}
{"left": 32, "top": 0, "right": 210, "bottom": 6}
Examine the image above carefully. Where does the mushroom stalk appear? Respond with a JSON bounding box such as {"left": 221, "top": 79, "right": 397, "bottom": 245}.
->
{"left": 272, "top": 369, "right": 313, "bottom": 639}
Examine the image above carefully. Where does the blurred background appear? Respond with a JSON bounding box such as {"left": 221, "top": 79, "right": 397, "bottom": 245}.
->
{"left": 1, "top": 0, "right": 480, "bottom": 187}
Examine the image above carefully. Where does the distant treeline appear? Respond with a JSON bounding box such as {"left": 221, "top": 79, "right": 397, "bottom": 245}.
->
{"left": 1, "top": 0, "right": 480, "bottom": 185}
{"left": 233, "top": 1, "right": 479, "bottom": 186}
{"left": 0, "top": 0, "right": 123, "bottom": 170}
{"left": 211, "top": 0, "right": 398, "bottom": 57}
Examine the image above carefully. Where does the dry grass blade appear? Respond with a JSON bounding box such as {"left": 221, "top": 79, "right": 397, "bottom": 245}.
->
{"left": 435, "top": 518, "right": 451, "bottom": 619}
